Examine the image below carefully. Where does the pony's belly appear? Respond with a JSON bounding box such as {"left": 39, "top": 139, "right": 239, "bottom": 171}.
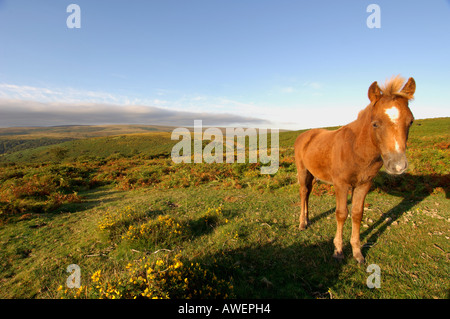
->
{"left": 314, "top": 177, "right": 333, "bottom": 185}
{"left": 308, "top": 167, "right": 333, "bottom": 185}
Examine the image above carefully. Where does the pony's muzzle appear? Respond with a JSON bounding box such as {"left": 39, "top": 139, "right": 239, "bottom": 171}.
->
{"left": 383, "top": 153, "right": 408, "bottom": 175}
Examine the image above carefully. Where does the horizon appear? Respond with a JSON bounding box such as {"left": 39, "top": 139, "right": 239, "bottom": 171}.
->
{"left": 0, "top": 1, "right": 449, "bottom": 129}
{"left": 1, "top": 116, "right": 448, "bottom": 133}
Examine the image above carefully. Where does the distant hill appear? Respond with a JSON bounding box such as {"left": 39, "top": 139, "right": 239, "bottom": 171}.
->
{"left": 0, "top": 118, "right": 448, "bottom": 164}
{"left": 0, "top": 124, "right": 178, "bottom": 157}
{"left": 0, "top": 124, "right": 177, "bottom": 139}
{"left": 0, "top": 132, "right": 177, "bottom": 163}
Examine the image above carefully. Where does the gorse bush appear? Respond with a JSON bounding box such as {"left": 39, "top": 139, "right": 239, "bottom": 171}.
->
{"left": 59, "top": 253, "right": 234, "bottom": 299}
{"left": 0, "top": 163, "right": 91, "bottom": 221}
{"left": 199, "top": 205, "right": 224, "bottom": 229}
{"left": 121, "top": 215, "right": 187, "bottom": 251}
{"left": 98, "top": 205, "right": 228, "bottom": 251}
{"left": 97, "top": 205, "right": 148, "bottom": 241}
{"left": 84, "top": 204, "right": 236, "bottom": 299}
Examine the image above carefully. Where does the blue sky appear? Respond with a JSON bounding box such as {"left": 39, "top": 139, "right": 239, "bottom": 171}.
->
{"left": 0, "top": 0, "right": 449, "bottom": 129}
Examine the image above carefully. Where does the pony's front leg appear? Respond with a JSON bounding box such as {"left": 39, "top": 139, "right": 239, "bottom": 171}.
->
{"left": 298, "top": 169, "right": 314, "bottom": 230}
{"left": 350, "top": 182, "right": 372, "bottom": 264}
{"left": 333, "top": 184, "right": 349, "bottom": 260}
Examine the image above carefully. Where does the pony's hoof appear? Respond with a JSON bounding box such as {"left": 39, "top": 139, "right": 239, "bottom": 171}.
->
{"left": 299, "top": 219, "right": 310, "bottom": 230}
{"left": 332, "top": 250, "right": 344, "bottom": 260}
{"left": 354, "top": 253, "right": 365, "bottom": 264}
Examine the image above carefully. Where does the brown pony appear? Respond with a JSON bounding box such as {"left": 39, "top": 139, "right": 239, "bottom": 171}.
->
{"left": 294, "top": 76, "right": 415, "bottom": 263}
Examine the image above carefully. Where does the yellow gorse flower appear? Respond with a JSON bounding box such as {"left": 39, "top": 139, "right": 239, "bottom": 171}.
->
{"left": 61, "top": 205, "right": 233, "bottom": 299}
{"left": 91, "top": 270, "right": 102, "bottom": 282}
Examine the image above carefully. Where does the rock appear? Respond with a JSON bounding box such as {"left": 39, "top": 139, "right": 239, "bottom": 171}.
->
{"left": 260, "top": 277, "right": 273, "bottom": 288}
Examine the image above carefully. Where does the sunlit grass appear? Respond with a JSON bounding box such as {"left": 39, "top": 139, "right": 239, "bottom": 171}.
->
{"left": 0, "top": 118, "right": 448, "bottom": 298}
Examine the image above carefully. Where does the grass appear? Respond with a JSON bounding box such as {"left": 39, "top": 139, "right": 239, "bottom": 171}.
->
{"left": 0, "top": 118, "right": 448, "bottom": 299}
{"left": 0, "top": 132, "right": 177, "bottom": 163}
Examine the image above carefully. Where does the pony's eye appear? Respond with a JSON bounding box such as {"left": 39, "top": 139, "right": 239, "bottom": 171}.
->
{"left": 372, "top": 121, "right": 380, "bottom": 128}
{"left": 409, "top": 120, "right": 414, "bottom": 126}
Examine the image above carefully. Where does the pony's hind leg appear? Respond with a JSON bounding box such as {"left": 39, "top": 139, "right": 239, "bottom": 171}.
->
{"left": 298, "top": 168, "right": 314, "bottom": 230}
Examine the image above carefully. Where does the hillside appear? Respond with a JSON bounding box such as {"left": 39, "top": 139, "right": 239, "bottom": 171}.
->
{"left": 0, "top": 132, "right": 177, "bottom": 163}
{"left": 0, "top": 124, "right": 177, "bottom": 157}
{"left": 0, "top": 124, "right": 290, "bottom": 162}
{"left": 0, "top": 124, "right": 177, "bottom": 139}
{"left": 0, "top": 117, "right": 448, "bottom": 299}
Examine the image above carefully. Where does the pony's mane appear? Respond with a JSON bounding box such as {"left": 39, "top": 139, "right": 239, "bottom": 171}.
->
{"left": 380, "top": 75, "right": 414, "bottom": 100}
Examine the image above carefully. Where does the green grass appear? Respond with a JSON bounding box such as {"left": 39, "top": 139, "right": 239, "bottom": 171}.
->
{"left": 0, "top": 124, "right": 177, "bottom": 139}
{"left": 0, "top": 132, "right": 177, "bottom": 163}
{"left": 0, "top": 118, "right": 448, "bottom": 299}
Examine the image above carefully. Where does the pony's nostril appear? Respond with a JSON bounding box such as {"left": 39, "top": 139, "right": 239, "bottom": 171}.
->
{"left": 393, "top": 160, "right": 408, "bottom": 173}
{"left": 384, "top": 153, "right": 408, "bottom": 175}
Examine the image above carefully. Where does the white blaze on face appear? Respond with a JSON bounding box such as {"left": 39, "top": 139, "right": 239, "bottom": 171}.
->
{"left": 395, "top": 140, "right": 400, "bottom": 152}
{"left": 385, "top": 106, "right": 402, "bottom": 153}
{"left": 385, "top": 106, "right": 400, "bottom": 124}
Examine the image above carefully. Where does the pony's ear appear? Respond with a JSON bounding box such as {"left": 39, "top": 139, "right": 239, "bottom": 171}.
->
{"left": 400, "top": 77, "right": 416, "bottom": 99}
{"left": 368, "top": 81, "right": 381, "bottom": 103}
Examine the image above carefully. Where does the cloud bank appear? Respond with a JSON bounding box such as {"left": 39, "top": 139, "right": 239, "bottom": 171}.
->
{"left": 0, "top": 99, "right": 271, "bottom": 127}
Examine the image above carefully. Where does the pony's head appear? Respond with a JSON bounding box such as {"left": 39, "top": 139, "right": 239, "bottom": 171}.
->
{"left": 368, "top": 76, "right": 415, "bottom": 175}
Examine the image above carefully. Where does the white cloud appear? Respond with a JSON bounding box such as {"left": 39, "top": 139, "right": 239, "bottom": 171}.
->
{"left": 0, "top": 83, "right": 258, "bottom": 115}
{"left": 3, "top": 81, "right": 419, "bottom": 131}
{"left": 0, "top": 83, "right": 128, "bottom": 105}
{"left": 0, "top": 83, "right": 279, "bottom": 127}
{"left": 0, "top": 98, "right": 271, "bottom": 127}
